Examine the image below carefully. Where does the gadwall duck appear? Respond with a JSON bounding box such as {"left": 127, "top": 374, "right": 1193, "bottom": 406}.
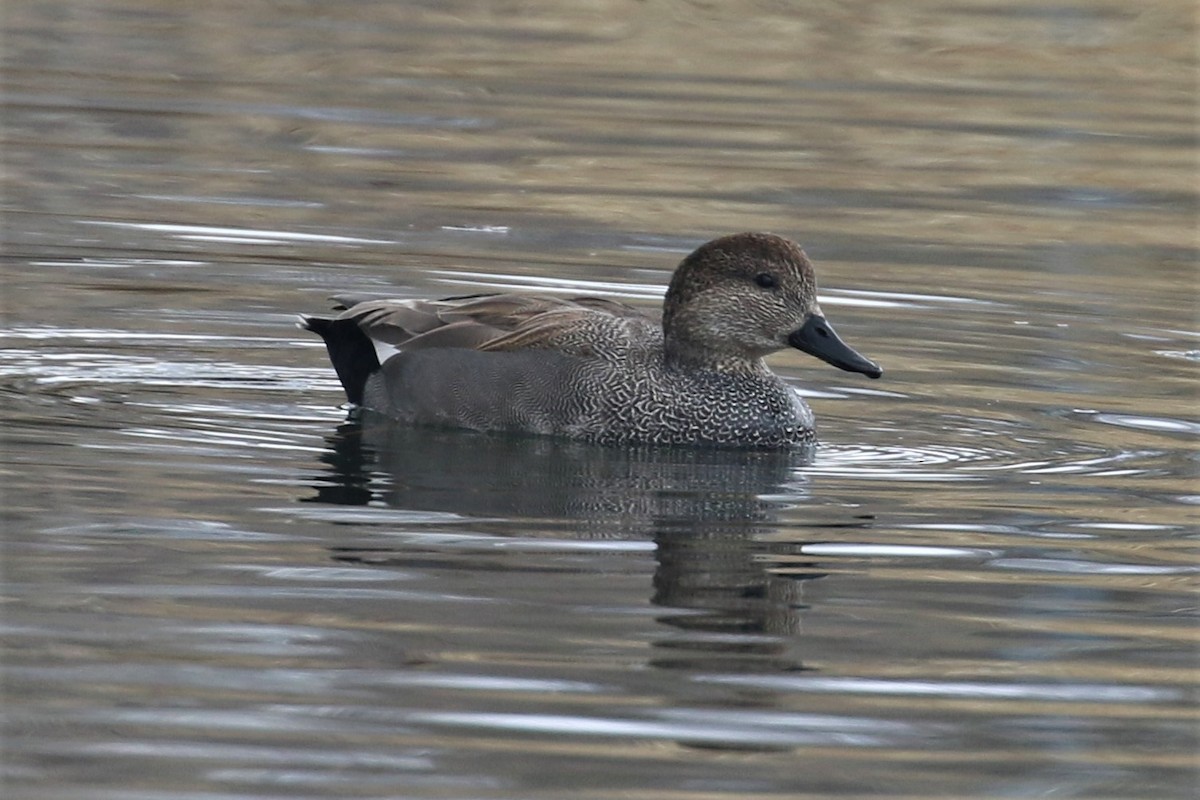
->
{"left": 301, "top": 232, "right": 881, "bottom": 448}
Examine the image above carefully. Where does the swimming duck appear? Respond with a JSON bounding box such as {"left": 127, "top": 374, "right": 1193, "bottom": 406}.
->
{"left": 301, "top": 232, "right": 881, "bottom": 448}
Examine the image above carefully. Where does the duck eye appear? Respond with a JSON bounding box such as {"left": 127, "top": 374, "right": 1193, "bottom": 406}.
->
{"left": 754, "top": 272, "right": 778, "bottom": 289}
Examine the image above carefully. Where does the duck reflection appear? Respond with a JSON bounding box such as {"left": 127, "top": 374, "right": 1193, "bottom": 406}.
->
{"left": 308, "top": 412, "right": 828, "bottom": 672}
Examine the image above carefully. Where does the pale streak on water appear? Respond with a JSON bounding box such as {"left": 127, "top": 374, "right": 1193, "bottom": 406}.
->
{"left": 1, "top": 1, "right": 1197, "bottom": 798}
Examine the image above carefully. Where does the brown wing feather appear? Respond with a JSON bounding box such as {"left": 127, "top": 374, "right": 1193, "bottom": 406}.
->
{"left": 333, "top": 292, "right": 659, "bottom": 359}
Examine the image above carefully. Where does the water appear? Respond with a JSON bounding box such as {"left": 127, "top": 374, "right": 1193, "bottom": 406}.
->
{"left": 2, "top": 1, "right": 1197, "bottom": 798}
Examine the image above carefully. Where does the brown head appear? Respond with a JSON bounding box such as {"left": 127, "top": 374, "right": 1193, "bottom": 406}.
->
{"left": 662, "top": 232, "right": 882, "bottom": 377}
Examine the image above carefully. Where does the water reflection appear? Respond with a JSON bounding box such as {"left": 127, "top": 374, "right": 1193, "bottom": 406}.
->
{"left": 309, "top": 413, "right": 841, "bottom": 672}
{"left": 312, "top": 411, "right": 813, "bottom": 522}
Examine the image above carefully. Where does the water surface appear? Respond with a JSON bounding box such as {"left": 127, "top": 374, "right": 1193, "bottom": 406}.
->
{"left": 2, "top": 1, "right": 1197, "bottom": 798}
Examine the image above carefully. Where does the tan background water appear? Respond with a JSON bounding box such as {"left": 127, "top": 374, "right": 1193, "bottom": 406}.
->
{"left": 2, "top": 1, "right": 1197, "bottom": 798}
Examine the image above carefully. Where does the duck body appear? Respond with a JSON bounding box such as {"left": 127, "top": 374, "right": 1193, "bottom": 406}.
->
{"left": 302, "top": 233, "right": 881, "bottom": 449}
{"left": 364, "top": 344, "right": 814, "bottom": 447}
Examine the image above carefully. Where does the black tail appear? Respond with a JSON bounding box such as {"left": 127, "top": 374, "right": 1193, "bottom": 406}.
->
{"left": 299, "top": 315, "right": 380, "bottom": 405}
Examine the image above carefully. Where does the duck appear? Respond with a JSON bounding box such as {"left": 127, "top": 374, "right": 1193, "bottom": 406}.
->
{"left": 300, "top": 232, "right": 882, "bottom": 448}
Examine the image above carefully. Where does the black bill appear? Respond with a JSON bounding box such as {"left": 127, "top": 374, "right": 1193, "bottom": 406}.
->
{"left": 787, "top": 315, "right": 882, "bottom": 378}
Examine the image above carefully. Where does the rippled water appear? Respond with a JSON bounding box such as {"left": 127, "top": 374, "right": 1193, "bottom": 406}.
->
{"left": 3, "top": 1, "right": 1197, "bottom": 798}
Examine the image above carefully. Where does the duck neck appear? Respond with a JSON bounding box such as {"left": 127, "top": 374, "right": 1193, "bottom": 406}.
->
{"left": 663, "top": 339, "right": 769, "bottom": 377}
{"left": 662, "top": 298, "right": 773, "bottom": 376}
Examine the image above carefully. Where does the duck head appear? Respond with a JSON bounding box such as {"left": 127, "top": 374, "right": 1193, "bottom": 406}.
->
{"left": 662, "top": 232, "right": 882, "bottom": 378}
